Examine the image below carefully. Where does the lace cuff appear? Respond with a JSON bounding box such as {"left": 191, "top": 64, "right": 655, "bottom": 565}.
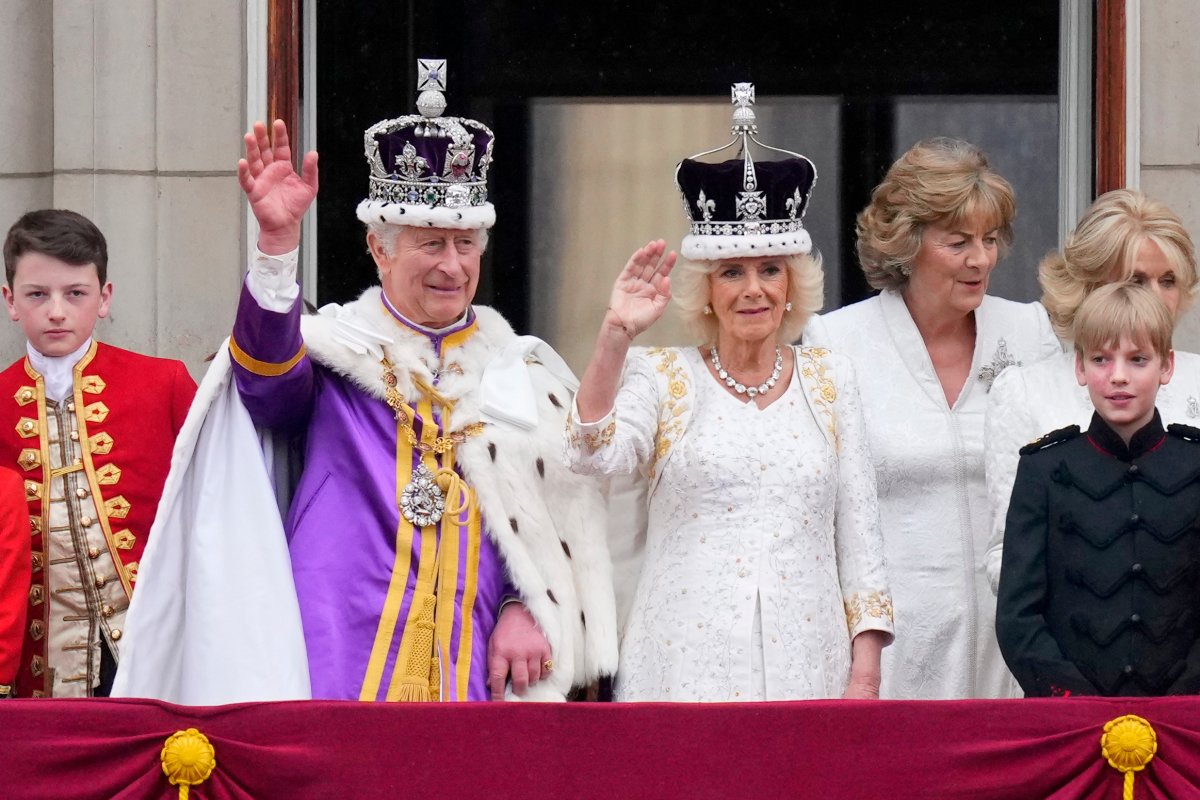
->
{"left": 246, "top": 247, "right": 301, "bottom": 312}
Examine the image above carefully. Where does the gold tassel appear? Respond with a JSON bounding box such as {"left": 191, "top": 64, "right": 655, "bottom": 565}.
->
{"left": 393, "top": 678, "right": 431, "bottom": 702}
{"left": 393, "top": 594, "right": 437, "bottom": 702}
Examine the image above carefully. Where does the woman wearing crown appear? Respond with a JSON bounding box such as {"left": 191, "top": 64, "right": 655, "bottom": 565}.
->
{"left": 564, "top": 86, "right": 893, "bottom": 702}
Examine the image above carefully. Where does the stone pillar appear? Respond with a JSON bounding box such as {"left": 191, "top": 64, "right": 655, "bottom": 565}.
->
{"left": 0, "top": 0, "right": 247, "bottom": 377}
{"left": 0, "top": 0, "right": 54, "bottom": 266}
{"left": 1139, "top": 1, "right": 1200, "bottom": 349}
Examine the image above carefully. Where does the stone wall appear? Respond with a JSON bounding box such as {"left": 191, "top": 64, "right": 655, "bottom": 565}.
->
{"left": 0, "top": 0, "right": 247, "bottom": 377}
{"left": 1139, "top": 1, "right": 1200, "bottom": 349}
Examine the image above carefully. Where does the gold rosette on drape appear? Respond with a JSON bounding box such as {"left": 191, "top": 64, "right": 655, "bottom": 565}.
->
{"left": 1101, "top": 715, "right": 1157, "bottom": 800}
{"left": 160, "top": 728, "right": 216, "bottom": 799}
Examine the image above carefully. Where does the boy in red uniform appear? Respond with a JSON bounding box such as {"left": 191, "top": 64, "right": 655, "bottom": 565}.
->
{"left": 0, "top": 209, "right": 196, "bottom": 697}
{"left": 0, "top": 467, "right": 31, "bottom": 698}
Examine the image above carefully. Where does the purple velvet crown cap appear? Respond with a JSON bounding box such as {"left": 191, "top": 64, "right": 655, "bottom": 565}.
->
{"left": 355, "top": 59, "right": 496, "bottom": 230}
{"left": 673, "top": 81, "right": 818, "bottom": 261}
{"left": 675, "top": 155, "right": 816, "bottom": 261}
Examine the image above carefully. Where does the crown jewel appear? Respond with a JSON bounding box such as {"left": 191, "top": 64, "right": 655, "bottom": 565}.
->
{"left": 674, "top": 82, "right": 817, "bottom": 260}
{"left": 355, "top": 59, "right": 496, "bottom": 230}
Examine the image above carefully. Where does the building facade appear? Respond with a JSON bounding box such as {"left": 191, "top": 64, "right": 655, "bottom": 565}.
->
{"left": 0, "top": 2, "right": 1197, "bottom": 374}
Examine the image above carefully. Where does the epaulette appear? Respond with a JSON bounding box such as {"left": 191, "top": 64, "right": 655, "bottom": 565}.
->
{"left": 1168, "top": 423, "right": 1200, "bottom": 442}
{"left": 1019, "top": 424, "right": 1081, "bottom": 456}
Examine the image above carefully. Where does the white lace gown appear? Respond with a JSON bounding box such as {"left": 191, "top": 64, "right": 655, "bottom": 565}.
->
{"left": 565, "top": 346, "right": 893, "bottom": 702}
{"left": 804, "top": 290, "right": 1062, "bottom": 699}
{"left": 983, "top": 349, "right": 1200, "bottom": 593}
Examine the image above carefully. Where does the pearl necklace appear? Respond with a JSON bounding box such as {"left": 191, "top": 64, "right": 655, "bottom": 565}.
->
{"left": 709, "top": 345, "right": 784, "bottom": 399}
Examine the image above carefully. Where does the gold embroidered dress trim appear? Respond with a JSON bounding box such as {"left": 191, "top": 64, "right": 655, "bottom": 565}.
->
{"left": 565, "top": 347, "right": 693, "bottom": 485}
{"left": 649, "top": 348, "right": 690, "bottom": 481}
{"left": 565, "top": 416, "right": 615, "bottom": 454}
{"left": 797, "top": 347, "right": 840, "bottom": 453}
{"left": 844, "top": 590, "right": 895, "bottom": 635}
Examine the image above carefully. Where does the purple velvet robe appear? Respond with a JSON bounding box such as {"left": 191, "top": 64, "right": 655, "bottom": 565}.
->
{"left": 230, "top": 285, "right": 510, "bottom": 701}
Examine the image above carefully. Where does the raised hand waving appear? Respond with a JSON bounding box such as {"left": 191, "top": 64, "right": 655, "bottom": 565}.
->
{"left": 237, "top": 120, "right": 319, "bottom": 254}
{"left": 606, "top": 239, "right": 677, "bottom": 340}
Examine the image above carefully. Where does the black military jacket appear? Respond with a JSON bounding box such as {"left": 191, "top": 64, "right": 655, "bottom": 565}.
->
{"left": 996, "top": 410, "right": 1200, "bottom": 697}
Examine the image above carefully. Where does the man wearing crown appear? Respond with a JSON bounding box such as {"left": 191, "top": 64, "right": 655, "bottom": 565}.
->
{"left": 113, "top": 62, "right": 617, "bottom": 703}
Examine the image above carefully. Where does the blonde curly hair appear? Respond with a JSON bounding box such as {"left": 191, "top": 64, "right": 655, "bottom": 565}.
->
{"left": 855, "top": 137, "right": 1015, "bottom": 291}
{"left": 672, "top": 252, "right": 824, "bottom": 344}
{"left": 1040, "top": 189, "right": 1197, "bottom": 339}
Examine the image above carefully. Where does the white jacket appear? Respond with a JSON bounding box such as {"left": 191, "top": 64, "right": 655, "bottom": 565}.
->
{"left": 805, "top": 290, "right": 1061, "bottom": 698}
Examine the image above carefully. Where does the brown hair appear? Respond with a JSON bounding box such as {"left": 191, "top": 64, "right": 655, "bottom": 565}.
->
{"left": 855, "top": 137, "right": 1015, "bottom": 291}
{"left": 4, "top": 209, "right": 108, "bottom": 286}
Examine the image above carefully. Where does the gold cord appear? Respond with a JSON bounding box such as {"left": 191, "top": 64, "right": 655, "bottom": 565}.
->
{"left": 382, "top": 358, "right": 485, "bottom": 455}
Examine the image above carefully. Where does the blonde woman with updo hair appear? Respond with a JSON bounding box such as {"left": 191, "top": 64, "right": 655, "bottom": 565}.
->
{"left": 804, "top": 137, "right": 1061, "bottom": 700}
{"left": 984, "top": 189, "right": 1199, "bottom": 602}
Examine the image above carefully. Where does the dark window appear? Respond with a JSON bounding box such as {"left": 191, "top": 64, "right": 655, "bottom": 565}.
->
{"left": 316, "top": 2, "right": 1059, "bottom": 342}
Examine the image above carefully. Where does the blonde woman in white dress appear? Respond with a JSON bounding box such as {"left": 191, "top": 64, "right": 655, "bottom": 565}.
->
{"left": 564, "top": 88, "right": 893, "bottom": 702}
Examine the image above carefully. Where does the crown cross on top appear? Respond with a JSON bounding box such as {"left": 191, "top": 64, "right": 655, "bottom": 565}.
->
{"left": 418, "top": 59, "right": 446, "bottom": 92}
{"left": 731, "top": 82, "right": 757, "bottom": 134}
{"left": 415, "top": 58, "right": 449, "bottom": 132}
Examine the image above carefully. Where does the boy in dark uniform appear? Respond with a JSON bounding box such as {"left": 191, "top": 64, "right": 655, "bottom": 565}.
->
{"left": 997, "top": 282, "right": 1200, "bottom": 696}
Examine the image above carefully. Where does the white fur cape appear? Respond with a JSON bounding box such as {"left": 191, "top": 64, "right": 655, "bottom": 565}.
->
{"left": 114, "top": 289, "right": 617, "bottom": 704}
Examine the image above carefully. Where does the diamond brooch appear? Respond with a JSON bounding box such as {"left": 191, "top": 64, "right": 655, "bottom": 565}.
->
{"left": 400, "top": 464, "right": 446, "bottom": 528}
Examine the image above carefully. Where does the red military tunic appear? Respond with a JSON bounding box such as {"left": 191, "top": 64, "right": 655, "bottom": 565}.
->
{"left": 0, "top": 467, "right": 30, "bottom": 693}
{"left": 0, "top": 341, "right": 195, "bottom": 696}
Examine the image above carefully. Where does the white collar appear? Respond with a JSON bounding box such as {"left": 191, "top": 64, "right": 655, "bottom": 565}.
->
{"left": 304, "top": 288, "right": 577, "bottom": 431}
{"left": 27, "top": 338, "right": 93, "bottom": 403}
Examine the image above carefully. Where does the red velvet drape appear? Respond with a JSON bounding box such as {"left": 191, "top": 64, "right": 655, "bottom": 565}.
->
{"left": 3, "top": 697, "right": 1199, "bottom": 799}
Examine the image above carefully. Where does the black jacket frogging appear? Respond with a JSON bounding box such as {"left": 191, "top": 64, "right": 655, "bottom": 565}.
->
{"left": 997, "top": 411, "right": 1200, "bottom": 696}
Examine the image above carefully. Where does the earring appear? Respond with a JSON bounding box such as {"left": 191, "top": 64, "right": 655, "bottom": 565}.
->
{"left": 899, "top": 263, "right": 913, "bottom": 277}
{"left": 703, "top": 304, "right": 712, "bottom": 315}
{"left": 784, "top": 302, "right": 793, "bottom": 312}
